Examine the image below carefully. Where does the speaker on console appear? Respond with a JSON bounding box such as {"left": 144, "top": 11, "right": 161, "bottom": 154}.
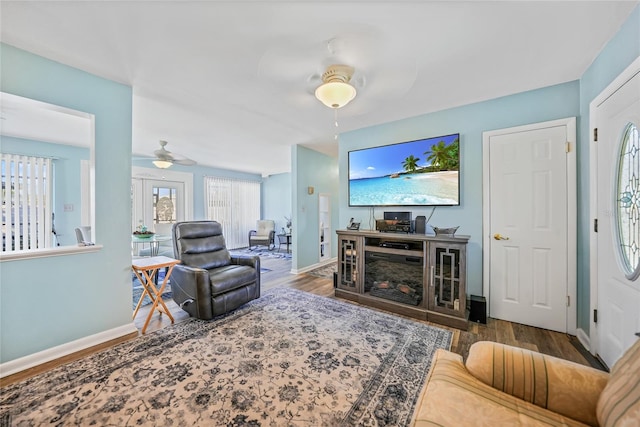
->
{"left": 415, "top": 215, "right": 426, "bottom": 234}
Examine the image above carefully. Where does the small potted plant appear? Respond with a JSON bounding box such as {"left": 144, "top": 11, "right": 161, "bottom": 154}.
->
{"left": 133, "top": 224, "right": 155, "bottom": 238}
{"left": 284, "top": 216, "right": 292, "bottom": 234}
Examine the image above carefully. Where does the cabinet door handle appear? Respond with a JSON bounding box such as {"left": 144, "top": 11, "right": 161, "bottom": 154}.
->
{"left": 430, "top": 265, "right": 435, "bottom": 287}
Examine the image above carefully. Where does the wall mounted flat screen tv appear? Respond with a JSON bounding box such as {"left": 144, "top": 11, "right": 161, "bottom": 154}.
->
{"left": 348, "top": 133, "right": 460, "bottom": 207}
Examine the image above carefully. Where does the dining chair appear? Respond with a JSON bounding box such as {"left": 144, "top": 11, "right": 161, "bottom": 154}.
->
{"left": 75, "top": 226, "right": 92, "bottom": 245}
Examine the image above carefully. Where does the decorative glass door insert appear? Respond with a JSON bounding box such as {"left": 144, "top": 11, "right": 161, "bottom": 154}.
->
{"left": 615, "top": 122, "right": 640, "bottom": 280}
{"left": 153, "top": 186, "right": 177, "bottom": 224}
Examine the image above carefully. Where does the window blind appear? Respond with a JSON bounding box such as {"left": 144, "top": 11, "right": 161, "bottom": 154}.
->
{"left": 204, "top": 176, "right": 260, "bottom": 249}
{"left": 1, "top": 154, "right": 53, "bottom": 252}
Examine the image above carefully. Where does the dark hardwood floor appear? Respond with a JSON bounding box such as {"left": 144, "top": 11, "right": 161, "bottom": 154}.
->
{"left": 2, "top": 271, "right": 593, "bottom": 387}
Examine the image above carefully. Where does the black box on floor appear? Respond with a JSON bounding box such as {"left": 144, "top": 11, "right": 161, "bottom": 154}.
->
{"left": 469, "top": 295, "right": 487, "bottom": 324}
{"left": 333, "top": 272, "right": 338, "bottom": 288}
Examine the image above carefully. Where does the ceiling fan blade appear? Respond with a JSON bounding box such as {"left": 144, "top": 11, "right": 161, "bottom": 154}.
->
{"left": 174, "top": 158, "right": 197, "bottom": 166}
{"left": 153, "top": 150, "right": 170, "bottom": 159}
{"left": 362, "top": 63, "right": 418, "bottom": 101}
{"left": 258, "top": 42, "right": 326, "bottom": 83}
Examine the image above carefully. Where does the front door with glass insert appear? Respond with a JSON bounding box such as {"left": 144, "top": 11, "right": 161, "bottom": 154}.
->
{"left": 132, "top": 179, "right": 185, "bottom": 232}
{"left": 144, "top": 180, "right": 184, "bottom": 229}
{"left": 593, "top": 61, "right": 640, "bottom": 369}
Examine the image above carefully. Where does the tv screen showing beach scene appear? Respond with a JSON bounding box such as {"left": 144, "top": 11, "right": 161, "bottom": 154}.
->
{"left": 348, "top": 133, "right": 460, "bottom": 206}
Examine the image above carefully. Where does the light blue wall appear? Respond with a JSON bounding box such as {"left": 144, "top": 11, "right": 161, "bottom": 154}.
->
{"left": 1, "top": 136, "right": 90, "bottom": 247}
{"left": 1, "top": 43, "right": 133, "bottom": 363}
{"left": 339, "top": 81, "right": 581, "bottom": 299}
{"left": 334, "top": 4, "right": 640, "bottom": 335}
{"left": 577, "top": 5, "right": 640, "bottom": 332}
{"left": 292, "top": 145, "right": 339, "bottom": 270}
{"left": 131, "top": 159, "right": 262, "bottom": 221}
{"left": 262, "top": 172, "right": 292, "bottom": 234}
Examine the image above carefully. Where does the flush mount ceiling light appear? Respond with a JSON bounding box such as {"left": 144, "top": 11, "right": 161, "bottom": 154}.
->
{"left": 315, "top": 64, "right": 357, "bottom": 109}
{"left": 152, "top": 159, "right": 173, "bottom": 169}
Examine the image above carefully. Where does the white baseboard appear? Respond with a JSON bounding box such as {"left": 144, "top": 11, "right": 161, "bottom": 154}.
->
{"left": 0, "top": 323, "right": 139, "bottom": 378}
{"left": 291, "top": 257, "right": 337, "bottom": 275}
{"left": 576, "top": 328, "right": 591, "bottom": 353}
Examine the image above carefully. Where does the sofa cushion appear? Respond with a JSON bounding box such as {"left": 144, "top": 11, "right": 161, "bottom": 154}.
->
{"left": 597, "top": 338, "right": 640, "bottom": 426}
{"left": 412, "top": 349, "right": 588, "bottom": 427}
{"left": 465, "top": 342, "right": 608, "bottom": 426}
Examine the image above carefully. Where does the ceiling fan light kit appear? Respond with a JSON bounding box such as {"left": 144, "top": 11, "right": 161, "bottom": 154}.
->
{"left": 152, "top": 159, "right": 173, "bottom": 169}
{"left": 150, "top": 140, "right": 196, "bottom": 168}
{"left": 315, "top": 64, "right": 357, "bottom": 109}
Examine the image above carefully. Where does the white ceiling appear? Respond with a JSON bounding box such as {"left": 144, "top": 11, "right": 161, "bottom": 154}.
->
{"left": 0, "top": 92, "right": 93, "bottom": 148}
{"left": 1, "top": 1, "right": 637, "bottom": 176}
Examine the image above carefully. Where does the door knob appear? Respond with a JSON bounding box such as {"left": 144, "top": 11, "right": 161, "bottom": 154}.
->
{"left": 493, "top": 233, "right": 510, "bottom": 240}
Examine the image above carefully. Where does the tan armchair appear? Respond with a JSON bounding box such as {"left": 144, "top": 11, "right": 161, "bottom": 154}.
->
{"left": 412, "top": 339, "right": 640, "bottom": 426}
{"left": 248, "top": 219, "right": 275, "bottom": 250}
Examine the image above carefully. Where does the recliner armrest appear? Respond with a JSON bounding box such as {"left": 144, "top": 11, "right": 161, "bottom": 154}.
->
{"left": 465, "top": 341, "right": 609, "bottom": 427}
{"left": 231, "top": 254, "right": 260, "bottom": 270}
{"left": 171, "top": 264, "right": 213, "bottom": 319}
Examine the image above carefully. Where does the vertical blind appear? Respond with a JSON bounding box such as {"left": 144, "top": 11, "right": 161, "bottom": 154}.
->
{"left": 1, "top": 154, "right": 53, "bottom": 252}
{"left": 204, "top": 176, "right": 260, "bottom": 249}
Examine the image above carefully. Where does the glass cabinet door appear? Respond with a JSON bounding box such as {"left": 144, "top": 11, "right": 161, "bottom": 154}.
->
{"left": 338, "top": 236, "right": 360, "bottom": 292}
{"left": 429, "top": 242, "right": 466, "bottom": 318}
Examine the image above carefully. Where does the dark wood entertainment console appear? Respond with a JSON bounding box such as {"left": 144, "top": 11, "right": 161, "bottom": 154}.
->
{"left": 336, "top": 229, "right": 469, "bottom": 329}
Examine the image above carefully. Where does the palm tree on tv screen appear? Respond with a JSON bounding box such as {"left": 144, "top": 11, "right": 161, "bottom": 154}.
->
{"left": 425, "top": 137, "right": 459, "bottom": 171}
{"left": 402, "top": 155, "right": 420, "bottom": 173}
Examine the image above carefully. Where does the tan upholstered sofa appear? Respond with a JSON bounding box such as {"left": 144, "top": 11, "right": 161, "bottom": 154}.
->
{"left": 412, "top": 339, "right": 640, "bottom": 426}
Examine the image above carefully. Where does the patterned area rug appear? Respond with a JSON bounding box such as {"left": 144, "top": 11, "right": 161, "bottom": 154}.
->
{"left": 231, "top": 247, "right": 292, "bottom": 260}
{"left": 307, "top": 261, "right": 337, "bottom": 279}
{"left": 231, "top": 248, "right": 293, "bottom": 284}
{"left": 1, "top": 288, "right": 452, "bottom": 426}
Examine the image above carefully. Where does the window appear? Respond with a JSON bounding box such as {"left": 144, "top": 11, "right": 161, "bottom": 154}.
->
{"left": 153, "top": 186, "right": 177, "bottom": 224}
{"left": 615, "top": 122, "right": 640, "bottom": 280}
{"left": 1, "top": 154, "right": 53, "bottom": 252}
{"left": 204, "top": 176, "right": 260, "bottom": 249}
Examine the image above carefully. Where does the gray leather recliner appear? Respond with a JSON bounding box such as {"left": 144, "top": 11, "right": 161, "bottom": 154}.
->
{"left": 171, "top": 220, "right": 260, "bottom": 320}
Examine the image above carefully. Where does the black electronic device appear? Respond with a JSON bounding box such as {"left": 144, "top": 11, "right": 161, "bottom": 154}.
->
{"left": 376, "top": 211, "right": 412, "bottom": 233}
{"left": 379, "top": 241, "right": 410, "bottom": 250}
{"left": 376, "top": 219, "right": 411, "bottom": 233}
{"left": 383, "top": 211, "right": 412, "bottom": 221}
{"left": 469, "top": 295, "right": 487, "bottom": 324}
{"left": 346, "top": 218, "right": 361, "bottom": 230}
{"left": 415, "top": 215, "right": 426, "bottom": 234}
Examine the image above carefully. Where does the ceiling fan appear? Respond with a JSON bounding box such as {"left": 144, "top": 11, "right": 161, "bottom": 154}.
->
{"left": 257, "top": 29, "right": 417, "bottom": 114}
{"left": 151, "top": 140, "right": 196, "bottom": 169}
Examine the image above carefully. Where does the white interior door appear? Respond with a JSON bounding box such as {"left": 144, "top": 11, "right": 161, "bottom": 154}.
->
{"left": 483, "top": 118, "right": 576, "bottom": 333}
{"left": 591, "top": 58, "right": 640, "bottom": 369}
